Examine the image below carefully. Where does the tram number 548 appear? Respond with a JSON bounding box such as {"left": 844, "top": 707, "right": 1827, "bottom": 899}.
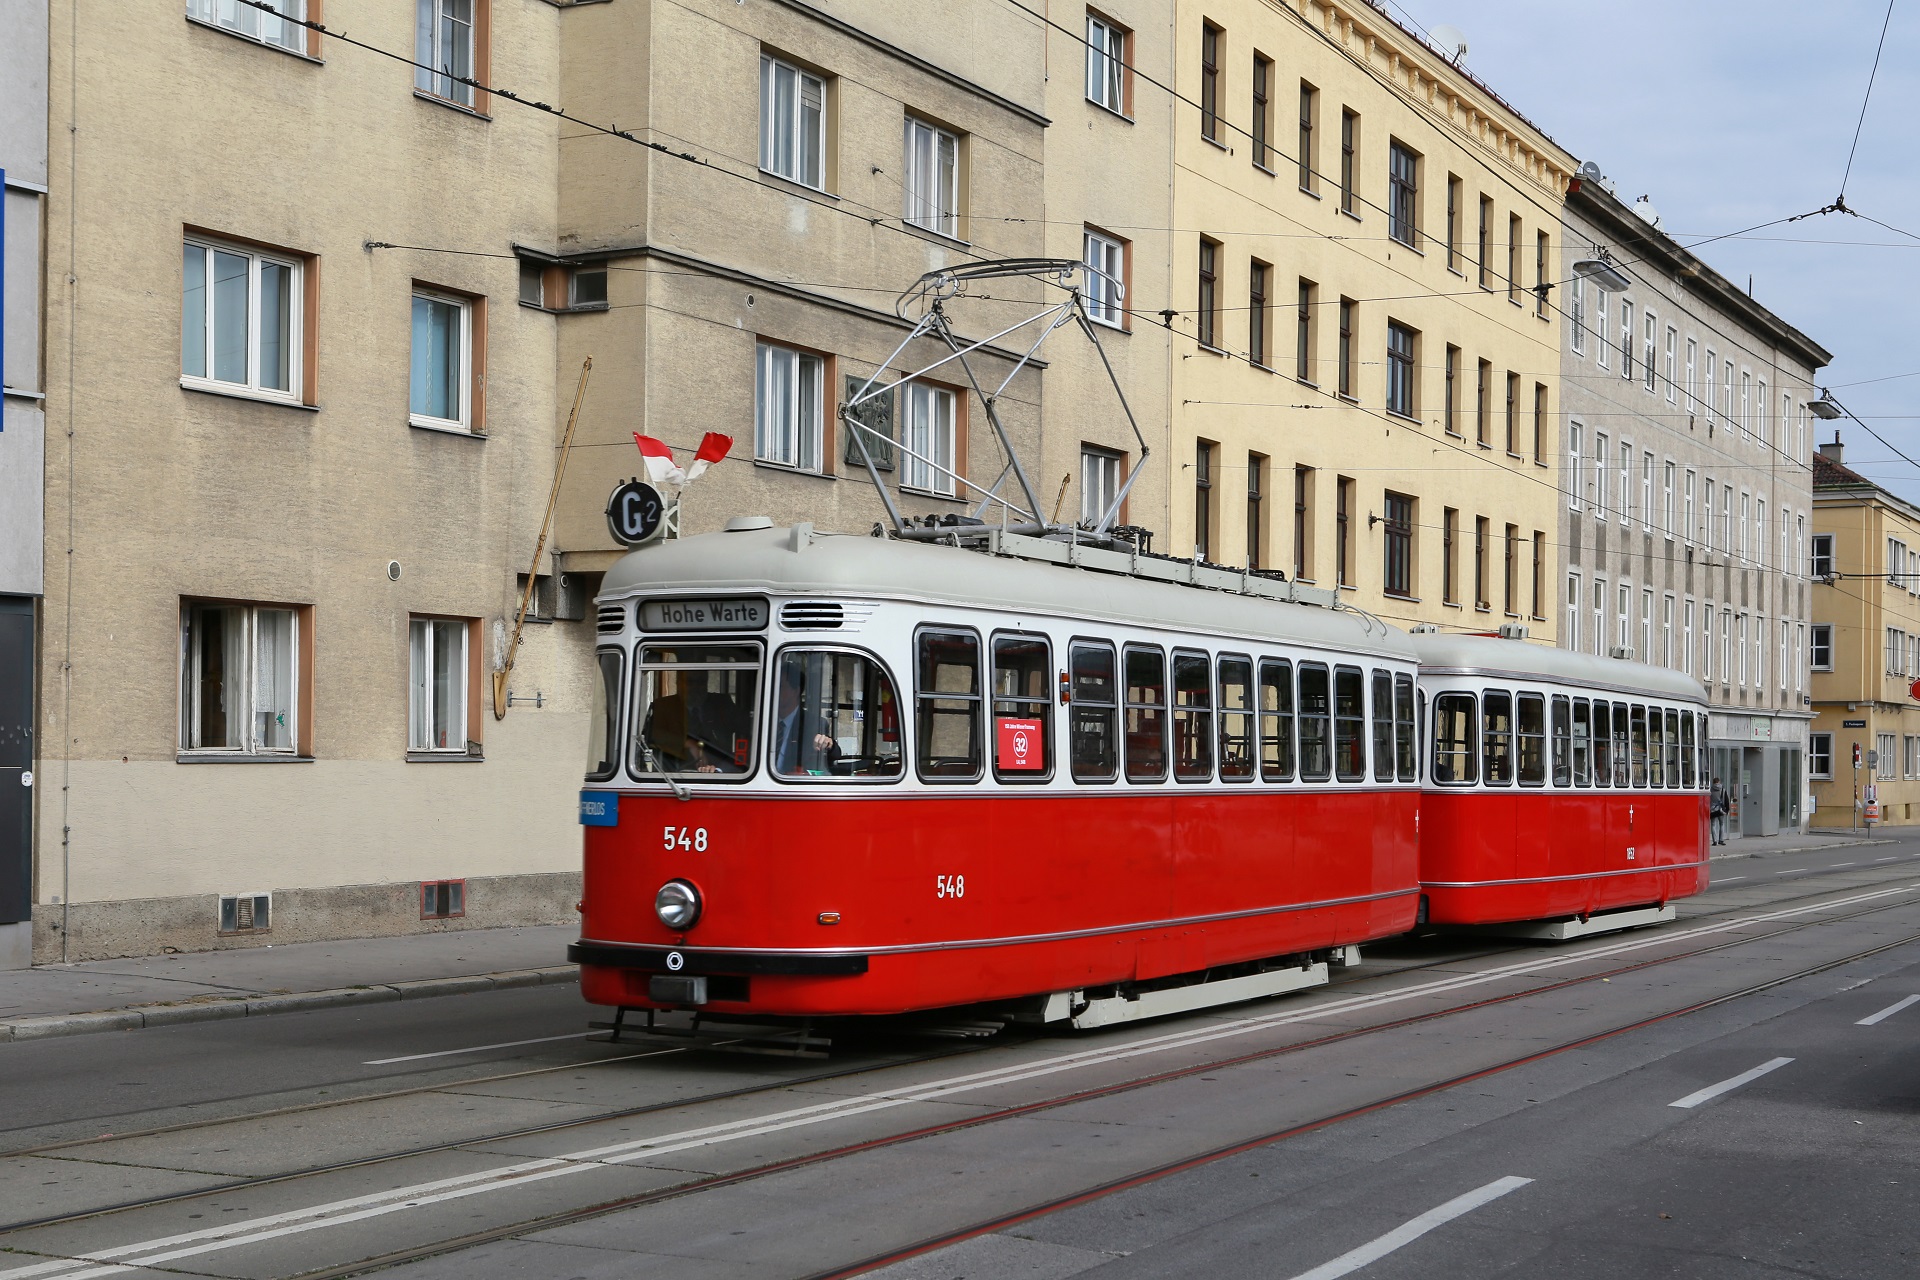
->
{"left": 664, "top": 826, "right": 709, "bottom": 852}
{"left": 935, "top": 874, "right": 966, "bottom": 899}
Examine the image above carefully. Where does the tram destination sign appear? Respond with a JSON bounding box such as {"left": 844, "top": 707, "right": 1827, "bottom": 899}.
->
{"left": 642, "top": 597, "right": 769, "bottom": 631}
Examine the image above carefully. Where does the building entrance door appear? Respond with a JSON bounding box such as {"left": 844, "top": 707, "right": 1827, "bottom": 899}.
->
{"left": 0, "top": 599, "right": 33, "bottom": 926}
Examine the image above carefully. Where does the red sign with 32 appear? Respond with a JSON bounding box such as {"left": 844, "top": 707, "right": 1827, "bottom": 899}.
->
{"left": 996, "top": 718, "right": 1044, "bottom": 771}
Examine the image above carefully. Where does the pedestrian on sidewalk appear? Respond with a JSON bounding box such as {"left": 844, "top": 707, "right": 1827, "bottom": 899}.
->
{"left": 1709, "top": 776, "right": 1729, "bottom": 846}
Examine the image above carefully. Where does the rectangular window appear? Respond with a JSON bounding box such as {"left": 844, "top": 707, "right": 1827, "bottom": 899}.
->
{"left": 1444, "top": 507, "right": 1460, "bottom": 605}
{"left": 1811, "top": 532, "right": 1833, "bottom": 578}
{"left": 1683, "top": 599, "right": 1695, "bottom": 675}
{"left": 1810, "top": 733, "right": 1832, "bottom": 779}
{"left": 1296, "top": 278, "right": 1317, "bottom": 382}
{"left": 1384, "top": 490, "right": 1414, "bottom": 597}
{"left": 636, "top": 643, "right": 761, "bottom": 779}
{"left": 1081, "top": 445, "right": 1123, "bottom": 528}
{"left": 754, "top": 342, "right": 824, "bottom": 472}
{"left": 1386, "top": 321, "right": 1417, "bottom": 417}
{"left": 1630, "top": 705, "right": 1649, "bottom": 787}
{"left": 1294, "top": 464, "right": 1314, "bottom": 579}
{"left": 1620, "top": 441, "right": 1632, "bottom": 526}
{"left": 1124, "top": 645, "right": 1168, "bottom": 782}
{"left": 1596, "top": 291, "right": 1611, "bottom": 369}
{"left": 1218, "top": 656, "right": 1256, "bottom": 781}
{"left": 1474, "top": 515, "right": 1490, "bottom": 609}
{"left": 1565, "top": 572, "right": 1580, "bottom": 650}
{"left": 1084, "top": 228, "right": 1127, "bottom": 327}
{"left": 1641, "top": 451, "right": 1654, "bottom": 532}
{"left": 1532, "top": 530, "right": 1544, "bottom": 620}
{"left": 1339, "top": 109, "right": 1358, "bottom": 214}
{"left": 1433, "top": 692, "right": 1476, "bottom": 785}
{"left": 1259, "top": 658, "right": 1296, "bottom": 782}
{"left": 1518, "top": 692, "right": 1547, "bottom": 787}
{"left": 1249, "top": 259, "right": 1270, "bottom": 366}
{"left": 410, "top": 289, "right": 474, "bottom": 431}
{"left": 1395, "top": 674, "right": 1417, "bottom": 782}
{"left": 1681, "top": 712, "right": 1696, "bottom": 788}
{"left": 1664, "top": 325, "right": 1678, "bottom": 402}
{"left": 1594, "top": 431, "right": 1609, "bottom": 516}
{"left": 1686, "top": 337, "right": 1698, "bottom": 411}
{"left": 1641, "top": 588, "right": 1653, "bottom": 663}
{"left": 1662, "top": 594, "right": 1674, "bottom": 667}
{"left": 1592, "top": 700, "right": 1613, "bottom": 787}
{"left": 1643, "top": 312, "right": 1658, "bottom": 392}
{"left": 409, "top": 616, "right": 469, "bottom": 753}
{"left": 1299, "top": 662, "right": 1332, "bottom": 782}
{"left": 992, "top": 634, "right": 1053, "bottom": 782}
{"left": 903, "top": 117, "right": 960, "bottom": 237}
{"left": 1533, "top": 383, "right": 1547, "bottom": 464}
{"left": 1812, "top": 623, "right": 1833, "bottom": 669}
{"left": 915, "top": 629, "right": 983, "bottom": 781}
{"left": 1197, "top": 237, "right": 1220, "bottom": 349}
{"left": 1337, "top": 297, "right": 1355, "bottom": 397}
{"left": 1298, "top": 82, "right": 1318, "bottom": 191}
{"left": 180, "top": 601, "right": 300, "bottom": 755}
{"left": 1069, "top": 642, "right": 1118, "bottom": 781}
{"left": 1477, "top": 195, "right": 1492, "bottom": 289}
{"left": 182, "top": 236, "right": 302, "bottom": 400}
{"left": 188, "top": 0, "right": 306, "bottom": 51}
{"left": 1247, "top": 453, "right": 1266, "bottom": 569}
{"left": 1475, "top": 359, "right": 1491, "bottom": 446}
{"left": 759, "top": 54, "right": 827, "bottom": 189}
{"left": 1446, "top": 174, "right": 1462, "bottom": 272}
{"left": 1200, "top": 22, "right": 1222, "bottom": 142}
{"left": 1371, "top": 669, "right": 1396, "bottom": 783}
{"left": 1648, "top": 706, "right": 1665, "bottom": 788}
{"left": 1536, "top": 230, "right": 1549, "bottom": 318}
{"left": 1880, "top": 733, "right": 1898, "bottom": 781}
{"left": 1445, "top": 345, "right": 1461, "bottom": 437}
{"left": 1336, "top": 476, "right": 1354, "bottom": 586}
{"left": 1683, "top": 470, "right": 1696, "bottom": 543}
{"left": 414, "top": 0, "right": 476, "bottom": 107}
{"left": 1569, "top": 276, "right": 1586, "bottom": 354}
{"left": 1505, "top": 371, "right": 1519, "bottom": 455}
{"left": 902, "top": 381, "right": 957, "bottom": 496}
{"left": 1504, "top": 523, "right": 1518, "bottom": 615}
{"left": 1251, "top": 52, "right": 1272, "bottom": 168}
{"left": 1571, "top": 697, "right": 1592, "bottom": 786}
{"left": 1620, "top": 301, "right": 1635, "bottom": 380}
{"left": 1483, "top": 690, "right": 1513, "bottom": 786}
{"left": 1662, "top": 461, "right": 1675, "bottom": 535}
{"left": 1194, "top": 439, "right": 1215, "bottom": 560}
{"left": 1086, "top": 13, "right": 1128, "bottom": 113}
{"left": 1507, "top": 213, "right": 1521, "bottom": 305}
{"left": 1333, "top": 666, "right": 1366, "bottom": 782}
{"left": 1388, "top": 140, "right": 1419, "bottom": 246}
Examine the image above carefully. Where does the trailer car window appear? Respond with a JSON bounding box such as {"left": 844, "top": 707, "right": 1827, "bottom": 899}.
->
{"left": 1173, "top": 651, "right": 1214, "bottom": 781}
{"left": 1629, "top": 705, "right": 1648, "bottom": 787}
{"left": 1550, "top": 695, "right": 1571, "bottom": 787}
{"left": 774, "top": 650, "right": 903, "bottom": 779}
{"left": 1299, "top": 663, "right": 1331, "bottom": 781}
{"left": 1259, "top": 658, "right": 1296, "bottom": 781}
{"left": 587, "top": 648, "right": 622, "bottom": 780}
{"left": 1648, "top": 706, "right": 1665, "bottom": 788}
{"left": 1681, "top": 711, "right": 1697, "bottom": 788}
{"left": 915, "top": 628, "right": 983, "bottom": 781}
{"left": 1591, "top": 700, "right": 1612, "bottom": 788}
{"left": 1612, "top": 702, "right": 1630, "bottom": 787}
{"left": 1394, "top": 674, "right": 1417, "bottom": 782}
{"left": 1070, "top": 642, "right": 1118, "bottom": 781}
{"left": 1125, "top": 645, "right": 1168, "bottom": 782}
{"left": 1482, "top": 690, "right": 1513, "bottom": 785}
{"left": 1516, "top": 693, "right": 1546, "bottom": 786}
{"left": 1218, "top": 656, "right": 1256, "bottom": 781}
{"left": 1697, "top": 713, "right": 1708, "bottom": 787}
{"left": 632, "top": 643, "right": 760, "bottom": 779}
{"left": 992, "top": 634, "right": 1052, "bottom": 781}
{"left": 1333, "top": 666, "right": 1366, "bottom": 782}
{"left": 1432, "top": 692, "right": 1476, "bottom": 784}
{"left": 1571, "top": 698, "right": 1592, "bottom": 786}
{"left": 1664, "top": 709, "right": 1681, "bottom": 788}
{"left": 1371, "top": 670, "right": 1395, "bottom": 782}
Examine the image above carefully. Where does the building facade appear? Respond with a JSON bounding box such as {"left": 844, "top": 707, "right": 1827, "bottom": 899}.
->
{"left": 1808, "top": 439, "right": 1920, "bottom": 828}
{"left": 1558, "top": 176, "right": 1829, "bottom": 839}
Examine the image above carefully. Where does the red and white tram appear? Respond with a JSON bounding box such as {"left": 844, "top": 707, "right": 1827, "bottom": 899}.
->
{"left": 572, "top": 520, "right": 1422, "bottom": 1026}
{"left": 1411, "top": 633, "right": 1711, "bottom": 935}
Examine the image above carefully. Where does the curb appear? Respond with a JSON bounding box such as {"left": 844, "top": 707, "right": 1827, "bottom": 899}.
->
{"left": 0, "top": 965, "right": 577, "bottom": 1045}
{"left": 1709, "top": 836, "right": 1894, "bottom": 863}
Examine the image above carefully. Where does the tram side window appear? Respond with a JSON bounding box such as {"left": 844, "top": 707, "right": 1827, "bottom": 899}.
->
{"left": 588, "top": 649, "right": 623, "bottom": 781}
{"left": 1370, "top": 670, "right": 1395, "bottom": 783}
{"left": 1665, "top": 708, "right": 1681, "bottom": 788}
{"left": 1173, "top": 651, "right": 1215, "bottom": 781}
{"left": 1517, "top": 693, "right": 1547, "bottom": 786}
{"left": 1218, "top": 656, "right": 1256, "bottom": 781}
{"left": 1648, "top": 706, "right": 1665, "bottom": 788}
{"left": 1125, "top": 645, "right": 1168, "bottom": 782}
{"left": 1550, "top": 695, "right": 1572, "bottom": 787}
{"left": 1259, "top": 658, "right": 1296, "bottom": 781}
{"left": 1069, "top": 642, "right": 1119, "bottom": 782}
{"left": 774, "top": 650, "right": 904, "bottom": 779}
{"left": 1299, "top": 662, "right": 1332, "bottom": 782}
{"left": 1697, "top": 713, "right": 1708, "bottom": 787}
{"left": 1333, "top": 666, "right": 1366, "bottom": 782}
{"left": 915, "top": 629, "right": 983, "bottom": 781}
{"left": 1482, "top": 690, "right": 1513, "bottom": 785}
{"left": 992, "top": 634, "right": 1053, "bottom": 781}
{"left": 1612, "top": 702, "right": 1630, "bottom": 787}
{"left": 1629, "top": 704, "right": 1649, "bottom": 787}
{"left": 1571, "top": 698, "right": 1592, "bottom": 786}
{"left": 1394, "top": 674, "right": 1417, "bottom": 782}
{"left": 1681, "top": 711, "right": 1697, "bottom": 788}
{"left": 1591, "top": 700, "right": 1611, "bottom": 787}
{"left": 633, "top": 643, "right": 761, "bottom": 779}
{"left": 1433, "top": 692, "right": 1477, "bottom": 784}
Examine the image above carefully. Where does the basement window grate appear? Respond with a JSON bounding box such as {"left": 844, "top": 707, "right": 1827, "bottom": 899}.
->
{"left": 421, "top": 880, "right": 466, "bottom": 919}
{"left": 596, "top": 603, "right": 626, "bottom": 633}
{"left": 219, "top": 893, "right": 271, "bottom": 934}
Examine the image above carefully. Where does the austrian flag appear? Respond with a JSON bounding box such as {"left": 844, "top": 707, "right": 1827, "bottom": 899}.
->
{"left": 631, "top": 432, "right": 734, "bottom": 488}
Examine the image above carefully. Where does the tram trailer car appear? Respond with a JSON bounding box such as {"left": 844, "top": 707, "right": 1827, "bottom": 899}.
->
{"left": 1411, "top": 633, "right": 1711, "bottom": 931}
{"left": 571, "top": 521, "right": 1423, "bottom": 1023}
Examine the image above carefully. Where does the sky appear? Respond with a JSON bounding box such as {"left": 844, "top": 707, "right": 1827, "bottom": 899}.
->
{"left": 1394, "top": 0, "right": 1920, "bottom": 501}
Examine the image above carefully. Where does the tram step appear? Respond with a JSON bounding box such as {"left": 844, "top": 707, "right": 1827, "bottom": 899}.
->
{"left": 1442, "top": 902, "right": 1678, "bottom": 942}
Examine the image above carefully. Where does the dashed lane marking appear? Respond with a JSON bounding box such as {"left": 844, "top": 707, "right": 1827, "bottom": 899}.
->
{"left": 1668, "top": 1057, "right": 1795, "bottom": 1109}
{"left": 1858, "top": 994, "right": 1920, "bottom": 1026}
{"left": 1287, "top": 1176, "right": 1534, "bottom": 1280}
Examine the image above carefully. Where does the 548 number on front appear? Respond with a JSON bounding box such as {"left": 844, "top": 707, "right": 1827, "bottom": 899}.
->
{"left": 935, "top": 874, "right": 966, "bottom": 899}
{"left": 663, "top": 826, "right": 709, "bottom": 852}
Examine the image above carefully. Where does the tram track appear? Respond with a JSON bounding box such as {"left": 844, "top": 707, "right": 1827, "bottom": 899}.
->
{"left": 5, "top": 873, "right": 1917, "bottom": 1276}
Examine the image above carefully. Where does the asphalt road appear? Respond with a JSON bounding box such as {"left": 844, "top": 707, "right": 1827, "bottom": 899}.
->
{"left": 1, "top": 831, "right": 1916, "bottom": 1279}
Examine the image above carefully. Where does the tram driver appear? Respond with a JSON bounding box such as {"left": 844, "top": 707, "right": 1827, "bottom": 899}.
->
{"left": 774, "top": 661, "right": 840, "bottom": 775}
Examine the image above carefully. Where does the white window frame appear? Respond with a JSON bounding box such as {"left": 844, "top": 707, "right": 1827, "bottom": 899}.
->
{"left": 1568, "top": 422, "right": 1584, "bottom": 510}
{"left": 187, "top": 0, "right": 307, "bottom": 51}
{"left": 179, "top": 602, "right": 300, "bottom": 756}
{"left": 1086, "top": 14, "right": 1127, "bottom": 113}
{"left": 1640, "top": 450, "right": 1653, "bottom": 532}
{"left": 1081, "top": 445, "right": 1123, "bottom": 527}
{"left": 1569, "top": 278, "right": 1586, "bottom": 355}
{"left": 1685, "top": 337, "right": 1698, "bottom": 412}
{"left": 1682, "top": 598, "right": 1695, "bottom": 675}
{"left": 1811, "top": 532, "right": 1833, "bottom": 579}
{"left": 1594, "top": 431, "right": 1610, "bottom": 517}
{"left": 414, "top": 0, "right": 476, "bottom": 107}
{"left": 1702, "top": 601, "right": 1714, "bottom": 682}
{"left": 1643, "top": 311, "right": 1657, "bottom": 393}
{"left": 1618, "top": 440, "right": 1632, "bottom": 527}
{"left": 1756, "top": 498, "right": 1766, "bottom": 569}
{"left": 409, "top": 289, "right": 473, "bottom": 433}
{"left": 1755, "top": 613, "right": 1766, "bottom": 689}
{"left": 903, "top": 116, "right": 961, "bottom": 239}
{"left": 759, "top": 54, "right": 828, "bottom": 190}
{"left": 182, "top": 235, "right": 303, "bottom": 403}
{"left": 1662, "top": 460, "right": 1675, "bottom": 535}
{"left": 1662, "top": 593, "right": 1674, "bottom": 668}
{"left": 1592, "top": 577, "right": 1606, "bottom": 657}
{"left": 1619, "top": 299, "right": 1634, "bottom": 380}
{"left": 1812, "top": 623, "right": 1832, "bottom": 671}
{"left": 1595, "top": 290, "right": 1610, "bottom": 369}
{"left": 1566, "top": 572, "right": 1581, "bottom": 652}
{"left": 1721, "top": 607, "right": 1733, "bottom": 684}
{"left": 902, "top": 380, "right": 958, "bottom": 497}
{"left": 1084, "top": 228, "right": 1127, "bottom": 328}
{"left": 754, "top": 341, "right": 825, "bottom": 473}
{"left": 1702, "top": 478, "right": 1714, "bottom": 550}
{"left": 1617, "top": 582, "right": 1631, "bottom": 655}
{"left": 1809, "top": 732, "right": 1832, "bottom": 779}
{"left": 409, "top": 616, "right": 470, "bottom": 754}
{"left": 1879, "top": 732, "right": 1898, "bottom": 782}
{"left": 1641, "top": 588, "right": 1654, "bottom": 665}
{"left": 1664, "top": 325, "right": 1678, "bottom": 403}
{"left": 1703, "top": 347, "right": 1717, "bottom": 425}
{"left": 1778, "top": 619, "right": 1789, "bottom": 694}
{"left": 1683, "top": 470, "right": 1696, "bottom": 546}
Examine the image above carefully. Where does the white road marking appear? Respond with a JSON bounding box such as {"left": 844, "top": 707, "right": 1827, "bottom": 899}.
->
{"left": 1776, "top": 868, "right": 1810, "bottom": 875}
{"left": 1716, "top": 876, "right": 1747, "bottom": 883}
{"left": 1832, "top": 862, "right": 1857, "bottom": 868}
{"left": 1668, "top": 1057, "right": 1795, "bottom": 1109}
{"left": 363, "top": 1032, "right": 593, "bottom": 1064}
{"left": 1877, "top": 857, "right": 1899, "bottom": 863}
{"left": 5, "top": 882, "right": 1916, "bottom": 1280}
{"left": 1858, "top": 994, "right": 1920, "bottom": 1026}
{"left": 1287, "top": 1176, "right": 1534, "bottom": 1280}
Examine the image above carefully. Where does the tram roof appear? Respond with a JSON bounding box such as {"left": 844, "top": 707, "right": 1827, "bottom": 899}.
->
{"left": 602, "top": 524, "right": 1417, "bottom": 659}
{"left": 1409, "top": 632, "right": 1710, "bottom": 703}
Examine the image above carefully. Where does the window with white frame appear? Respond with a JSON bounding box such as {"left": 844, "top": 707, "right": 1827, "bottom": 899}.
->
{"left": 1891, "top": 537, "right": 1908, "bottom": 588}
{"left": 1618, "top": 440, "right": 1631, "bottom": 526}
{"left": 1812, "top": 622, "right": 1832, "bottom": 670}
{"left": 1664, "top": 325, "right": 1677, "bottom": 402}
{"left": 1721, "top": 607, "right": 1733, "bottom": 682}
{"left": 1594, "top": 431, "right": 1609, "bottom": 517}
{"left": 1084, "top": 228, "right": 1126, "bottom": 326}
{"left": 414, "top": 0, "right": 476, "bottom": 107}
{"left": 903, "top": 381, "right": 957, "bottom": 496}
{"left": 1779, "top": 619, "right": 1789, "bottom": 693}
{"left": 1702, "top": 602, "right": 1714, "bottom": 681}
{"left": 1720, "top": 485, "right": 1732, "bottom": 553}
{"left": 1643, "top": 312, "right": 1657, "bottom": 393}
{"left": 1086, "top": 13, "right": 1127, "bottom": 112}
{"left": 1684, "top": 470, "right": 1696, "bottom": 544}
{"left": 1888, "top": 626, "right": 1905, "bottom": 676}
{"left": 1879, "top": 732, "right": 1897, "bottom": 781}
{"left": 1640, "top": 451, "right": 1653, "bottom": 531}
{"left": 1811, "top": 532, "right": 1833, "bottom": 579}
{"left": 1591, "top": 578, "right": 1606, "bottom": 656}
{"left": 1739, "top": 491, "right": 1751, "bottom": 560}
{"left": 903, "top": 117, "right": 960, "bottom": 238}
{"left": 1755, "top": 498, "right": 1766, "bottom": 569}
{"left": 1755, "top": 613, "right": 1766, "bottom": 688}
{"left": 1809, "top": 732, "right": 1832, "bottom": 778}
{"left": 1795, "top": 622, "right": 1805, "bottom": 693}
{"left": 1569, "top": 278, "right": 1586, "bottom": 355}
{"left": 1682, "top": 598, "right": 1695, "bottom": 675}
{"left": 1567, "top": 422, "right": 1583, "bottom": 509}
{"left": 1685, "top": 337, "right": 1698, "bottom": 411}
{"left": 1617, "top": 582, "right": 1631, "bottom": 655}
{"left": 1595, "top": 290, "right": 1610, "bottom": 369}
{"left": 1738, "top": 613, "right": 1749, "bottom": 686}
{"left": 1641, "top": 588, "right": 1653, "bottom": 664}
{"left": 182, "top": 236, "right": 302, "bottom": 400}
{"left": 180, "top": 601, "right": 298, "bottom": 755}
{"left": 1757, "top": 379, "right": 1769, "bottom": 448}
{"left": 1703, "top": 347, "right": 1717, "bottom": 425}
{"left": 1662, "top": 460, "right": 1674, "bottom": 535}
{"left": 187, "top": 0, "right": 306, "bottom": 51}
{"left": 1662, "top": 594, "right": 1674, "bottom": 667}
{"left": 1566, "top": 572, "right": 1580, "bottom": 651}
{"left": 1619, "top": 300, "right": 1634, "bottom": 379}
{"left": 754, "top": 341, "right": 824, "bottom": 472}
{"left": 1781, "top": 508, "right": 1791, "bottom": 576}
{"left": 409, "top": 617, "right": 470, "bottom": 754}
{"left": 410, "top": 290, "right": 473, "bottom": 431}
{"left": 760, "top": 54, "right": 827, "bottom": 189}
{"left": 1081, "top": 445, "right": 1123, "bottom": 526}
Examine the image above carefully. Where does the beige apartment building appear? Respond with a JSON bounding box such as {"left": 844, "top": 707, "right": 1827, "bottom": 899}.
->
{"left": 1160, "top": 0, "right": 1575, "bottom": 637}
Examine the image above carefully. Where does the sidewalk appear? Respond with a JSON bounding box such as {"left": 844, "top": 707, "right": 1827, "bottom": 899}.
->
{"left": 0, "top": 924, "right": 578, "bottom": 1044}
{"left": 1707, "top": 827, "right": 1900, "bottom": 862}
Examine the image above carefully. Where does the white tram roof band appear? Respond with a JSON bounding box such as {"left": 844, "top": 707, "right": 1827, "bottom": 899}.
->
{"left": 1409, "top": 633, "right": 1709, "bottom": 705}
{"left": 604, "top": 524, "right": 1419, "bottom": 663}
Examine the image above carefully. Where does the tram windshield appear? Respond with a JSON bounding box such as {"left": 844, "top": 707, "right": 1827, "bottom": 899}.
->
{"left": 773, "top": 650, "right": 903, "bottom": 779}
{"left": 632, "top": 643, "right": 761, "bottom": 778}
{"left": 587, "top": 649, "right": 621, "bottom": 780}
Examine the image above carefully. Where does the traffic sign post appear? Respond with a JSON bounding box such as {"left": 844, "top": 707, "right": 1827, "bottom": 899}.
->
{"left": 606, "top": 479, "right": 667, "bottom": 546}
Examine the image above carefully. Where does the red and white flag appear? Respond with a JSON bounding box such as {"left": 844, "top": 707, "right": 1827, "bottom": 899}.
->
{"left": 683, "top": 432, "right": 734, "bottom": 484}
{"left": 632, "top": 433, "right": 685, "bottom": 487}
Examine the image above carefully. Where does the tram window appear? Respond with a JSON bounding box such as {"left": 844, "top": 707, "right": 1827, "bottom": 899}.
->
{"left": 587, "top": 649, "right": 623, "bottom": 780}
{"left": 1333, "top": 666, "right": 1366, "bottom": 782}
{"left": 1571, "top": 698, "right": 1592, "bottom": 786}
{"left": 1591, "top": 700, "right": 1612, "bottom": 788}
{"left": 1069, "top": 642, "right": 1118, "bottom": 782}
{"left": 1550, "top": 695, "right": 1572, "bottom": 787}
{"left": 1681, "top": 711, "right": 1697, "bottom": 788}
{"left": 1370, "top": 670, "right": 1395, "bottom": 783}
{"left": 915, "top": 628, "right": 983, "bottom": 781}
{"left": 1173, "top": 651, "right": 1215, "bottom": 781}
{"left": 992, "top": 633, "right": 1053, "bottom": 782}
{"left": 1517, "top": 693, "right": 1547, "bottom": 786}
{"left": 774, "top": 649, "right": 904, "bottom": 780}
{"left": 1698, "top": 713, "right": 1708, "bottom": 787}
{"left": 1394, "top": 674, "right": 1417, "bottom": 782}
{"left": 1218, "top": 656, "right": 1256, "bottom": 781}
{"left": 1665, "top": 708, "right": 1681, "bottom": 788}
{"left": 632, "top": 643, "right": 761, "bottom": 780}
{"left": 1482, "top": 690, "right": 1513, "bottom": 786}
{"left": 1612, "top": 702, "right": 1631, "bottom": 787}
{"left": 1299, "top": 662, "right": 1332, "bottom": 782}
{"left": 1629, "top": 705, "right": 1649, "bottom": 788}
{"left": 1124, "top": 645, "right": 1168, "bottom": 782}
{"left": 1648, "top": 707, "right": 1665, "bottom": 788}
{"left": 1259, "top": 658, "right": 1296, "bottom": 782}
{"left": 1432, "top": 692, "right": 1477, "bottom": 785}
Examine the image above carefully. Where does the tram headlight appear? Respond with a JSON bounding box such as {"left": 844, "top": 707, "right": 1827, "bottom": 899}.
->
{"left": 655, "top": 879, "right": 702, "bottom": 931}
